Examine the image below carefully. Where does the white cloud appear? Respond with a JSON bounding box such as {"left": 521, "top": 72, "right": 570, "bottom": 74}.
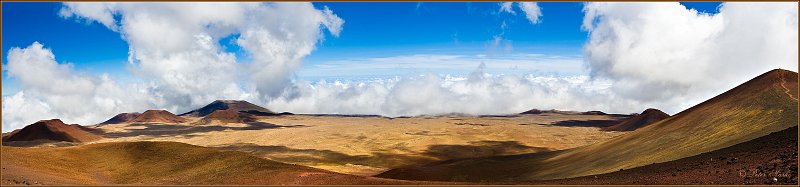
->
{"left": 2, "top": 42, "right": 158, "bottom": 131}
{"left": 2, "top": 3, "right": 342, "bottom": 132}
{"left": 269, "top": 64, "right": 639, "bottom": 117}
{"left": 235, "top": 3, "right": 344, "bottom": 97}
{"left": 59, "top": 2, "right": 342, "bottom": 110}
{"left": 519, "top": 2, "right": 542, "bottom": 24}
{"left": 499, "top": 2, "right": 516, "bottom": 14}
{"left": 59, "top": 2, "right": 119, "bottom": 31}
{"left": 583, "top": 2, "right": 798, "bottom": 113}
{"left": 498, "top": 2, "right": 542, "bottom": 24}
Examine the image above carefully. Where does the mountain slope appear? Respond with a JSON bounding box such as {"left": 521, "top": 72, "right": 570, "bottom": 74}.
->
{"left": 603, "top": 108, "right": 669, "bottom": 131}
{"left": 377, "top": 69, "right": 799, "bottom": 182}
{"left": 2, "top": 119, "right": 101, "bottom": 143}
{"left": 99, "top": 112, "right": 141, "bottom": 125}
{"left": 0, "top": 141, "right": 451, "bottom": 185}
{"left": 533, "top": 126, "right": 798, "bottom": 185}
{"left": 128, "top": 110, "right": 188, "bottom": 123}
{"left": 180, "top": 100, "right": 274, "bottom": 117}
{"left": 196, "top": 109, "right": 256, "bottom": 124}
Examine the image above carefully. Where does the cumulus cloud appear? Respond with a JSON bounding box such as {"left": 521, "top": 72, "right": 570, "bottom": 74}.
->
{"left": 2, "top": 2, "right": 341, "bottom": 131}
{"left": 498, "top": 2, "right": 542, "bottom": 24}
{"left": 2, "top": 42, "right": 157, "bottom": 131}
{"left": 519, "top": 2, "right": 542, "bottom": 24}
{"left": 583, "top": 2, "right": 798, "bottom": 112}
{"left": 60, "top": 2, "right": 342, "bottom": 108}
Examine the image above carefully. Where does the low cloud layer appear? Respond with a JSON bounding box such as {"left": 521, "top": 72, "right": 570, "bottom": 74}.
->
{"left": 2, "top": 2, "right": 797, "bottom": 132}
{"left": 269, "top": 63, "right": 642, "bottom": 117}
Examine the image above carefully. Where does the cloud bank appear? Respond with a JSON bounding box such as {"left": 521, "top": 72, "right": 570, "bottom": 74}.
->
{"left": 268, "top": 63, "right": 642, "bottom": 117}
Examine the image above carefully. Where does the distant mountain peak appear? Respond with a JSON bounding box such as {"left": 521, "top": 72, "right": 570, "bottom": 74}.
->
{"left": 604, "top": 108, "right": 669, "bottom": 131}
{"left": 180, "top": 100, "right": 274, "bottom": 117}
{"left": 129, "top": 110, "right": 187, "bottom": 123}
{"left": 99, "top": 112, "right": 142, "bottom": 125}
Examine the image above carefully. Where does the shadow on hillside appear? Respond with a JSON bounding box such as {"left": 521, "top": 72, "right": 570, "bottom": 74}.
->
{"left": 215, "top": 143, "right": 431, "bottom": 169}
{"left": 1, "top": 139, "right": 80, "bottom": 147}
{"left": 214, "top": 140, "right": 552, "bottom": 170}
{"left": 102, "top": 122, "right": 306, "bottom": 138}
{"left": 423, "top": 141, "right": 552, "bottom": 159}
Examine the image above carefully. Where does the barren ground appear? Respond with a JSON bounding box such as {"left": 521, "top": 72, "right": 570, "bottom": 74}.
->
{"left": 91, "top": 113, "right": 626, "bottom": 175}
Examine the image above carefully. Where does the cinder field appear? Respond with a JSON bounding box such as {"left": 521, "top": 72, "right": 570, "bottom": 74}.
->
{"left": 93, "top": 113, "right": 627, "bottom": 175}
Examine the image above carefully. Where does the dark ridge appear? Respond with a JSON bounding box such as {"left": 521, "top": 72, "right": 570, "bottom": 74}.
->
{"left": 180, "top": 100, "right": 274, "bottom": 117}
{"left": 603, "top": 108, "right": 670, "bottom": 131}
{"left": 581, "top": 111, "right": 607, "bottom": 115}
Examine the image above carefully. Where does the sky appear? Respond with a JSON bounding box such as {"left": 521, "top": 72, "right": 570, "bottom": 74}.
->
{"left": 1, "top": 2, "right": 797, "bottom": 132}
{"left": 1, "top": 2, "right": 721, "bottom": 91}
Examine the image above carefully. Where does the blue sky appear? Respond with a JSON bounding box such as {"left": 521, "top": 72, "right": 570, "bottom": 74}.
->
{"left": 15, "top": 2, "right": 800, "bottom": 131}
{"left": 1, "top": 2, "right": 722, "bottom": 95}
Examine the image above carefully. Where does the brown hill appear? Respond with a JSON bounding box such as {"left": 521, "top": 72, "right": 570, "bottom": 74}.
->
{"left": 196, "top": 109, "right": 256, "bottom": 124}
{"left": 603, "top": 108, "right": 669, "bottom": 131}
{"left": 181, "top": 100, "right": 274, "bottom": 117}
{"left": 1, "top": 129, "right": 22, "bottom": 141}
{"left": 128, "top": 110, "right": 187, "bottom": 124}
{"left": 99, "top": 112, "right": 141, "bottom": 125}
{"left": 0, "top": 141, "right": 454, "bottom": 185}
{"left": 377, "top": 69, "right": 799, "bottom": 182}
{"left": 2, "top": 119, "right": 101, "bottom": 143}
{"left": 520, "top": 109, "right": 548, "bottom": 114}
{"left": 534, "top": 126, "right": 798, "bottom": 185}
